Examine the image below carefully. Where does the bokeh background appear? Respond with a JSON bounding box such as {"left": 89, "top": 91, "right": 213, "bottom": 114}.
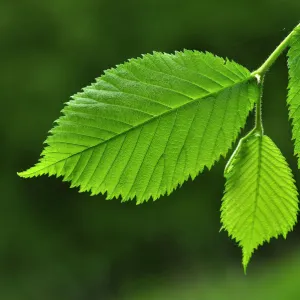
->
{"left": 2, "top": 0, "right": 300, "bottom": 299}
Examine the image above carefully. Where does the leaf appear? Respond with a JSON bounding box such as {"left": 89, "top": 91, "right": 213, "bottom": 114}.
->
{"left": 287, "top": 26, "right": 300, "bottom": 166}
{"left": 18, "top": 51, "right": 259, "bottom": 203}
{"left": 221, "top": 132, "right": 298, "bottom": 272}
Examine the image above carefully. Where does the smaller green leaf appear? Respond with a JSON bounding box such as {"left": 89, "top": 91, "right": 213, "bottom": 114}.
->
{"left": 221, "top": 132, "right": 298, "bottom": 272}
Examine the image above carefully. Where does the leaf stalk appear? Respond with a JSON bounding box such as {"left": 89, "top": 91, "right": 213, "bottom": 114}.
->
{"left": 254, "top": 76, "right": 265, "bottom": 135}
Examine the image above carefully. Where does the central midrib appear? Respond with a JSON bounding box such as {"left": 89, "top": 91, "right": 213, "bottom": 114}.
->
{"left": 249, "top": 136, "right": 263, "bottom": 248}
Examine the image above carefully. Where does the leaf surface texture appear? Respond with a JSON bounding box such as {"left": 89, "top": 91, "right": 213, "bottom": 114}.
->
{"left": 288, "top": 26, "right": 300, "bottom": 166}
{"left": 18, "top": 51, "right": 259, "bottom": 202}
{"left": 221, "top": 133, "right": 298, "bottom": 271}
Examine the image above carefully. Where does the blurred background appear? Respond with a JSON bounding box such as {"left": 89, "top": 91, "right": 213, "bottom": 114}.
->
{"left": 2, "top": 0, "right": 300, "bottom": 299}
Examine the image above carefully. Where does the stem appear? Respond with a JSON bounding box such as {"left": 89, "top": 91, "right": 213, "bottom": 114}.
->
{"left": 254, "top": 76, "right": 265, "bottom": 135}
{"left": 251, "top": 23, "right": 300, "bottom": 76}
{"left": 225, "top": 24, "right": 299, "bottom": 174}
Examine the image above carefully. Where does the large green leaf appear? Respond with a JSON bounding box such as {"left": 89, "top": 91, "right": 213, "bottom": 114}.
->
{"left": 221, "top": 132, "right": 298, "bottom": 272}
{"left": 287, "top": 26, "right": 300, "bottom": 166}
{"left": 18, "top": 51, "right": 259, "bottom": 202}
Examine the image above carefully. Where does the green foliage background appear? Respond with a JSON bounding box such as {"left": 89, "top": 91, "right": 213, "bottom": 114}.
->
{"left": 2, "top": 0, "right": 300, "bottom": 299}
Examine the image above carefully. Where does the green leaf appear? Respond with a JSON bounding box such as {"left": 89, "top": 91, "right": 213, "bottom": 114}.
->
{"left": 18, "top": 51, "right": 259, "bottom": 203}
{"left": 221, "top": 132, "right": 298, "bottom": 272}
{"left": 287, "top": 26, "right": 300, "bottom": 166}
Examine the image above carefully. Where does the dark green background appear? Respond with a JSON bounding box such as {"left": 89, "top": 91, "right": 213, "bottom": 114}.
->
{"left": 2, "top": 0, "right": 300, "bottom": 299}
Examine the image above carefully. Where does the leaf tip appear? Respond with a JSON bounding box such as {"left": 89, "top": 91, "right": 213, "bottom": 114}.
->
{"left": 242, "top": 250, "right": 251, "bottom": 275}
{"left": 17, "top": 171, "right": 23, "bottom": 177}
{"left": 17, "top": 170, "right": 28, "bottom": 178}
